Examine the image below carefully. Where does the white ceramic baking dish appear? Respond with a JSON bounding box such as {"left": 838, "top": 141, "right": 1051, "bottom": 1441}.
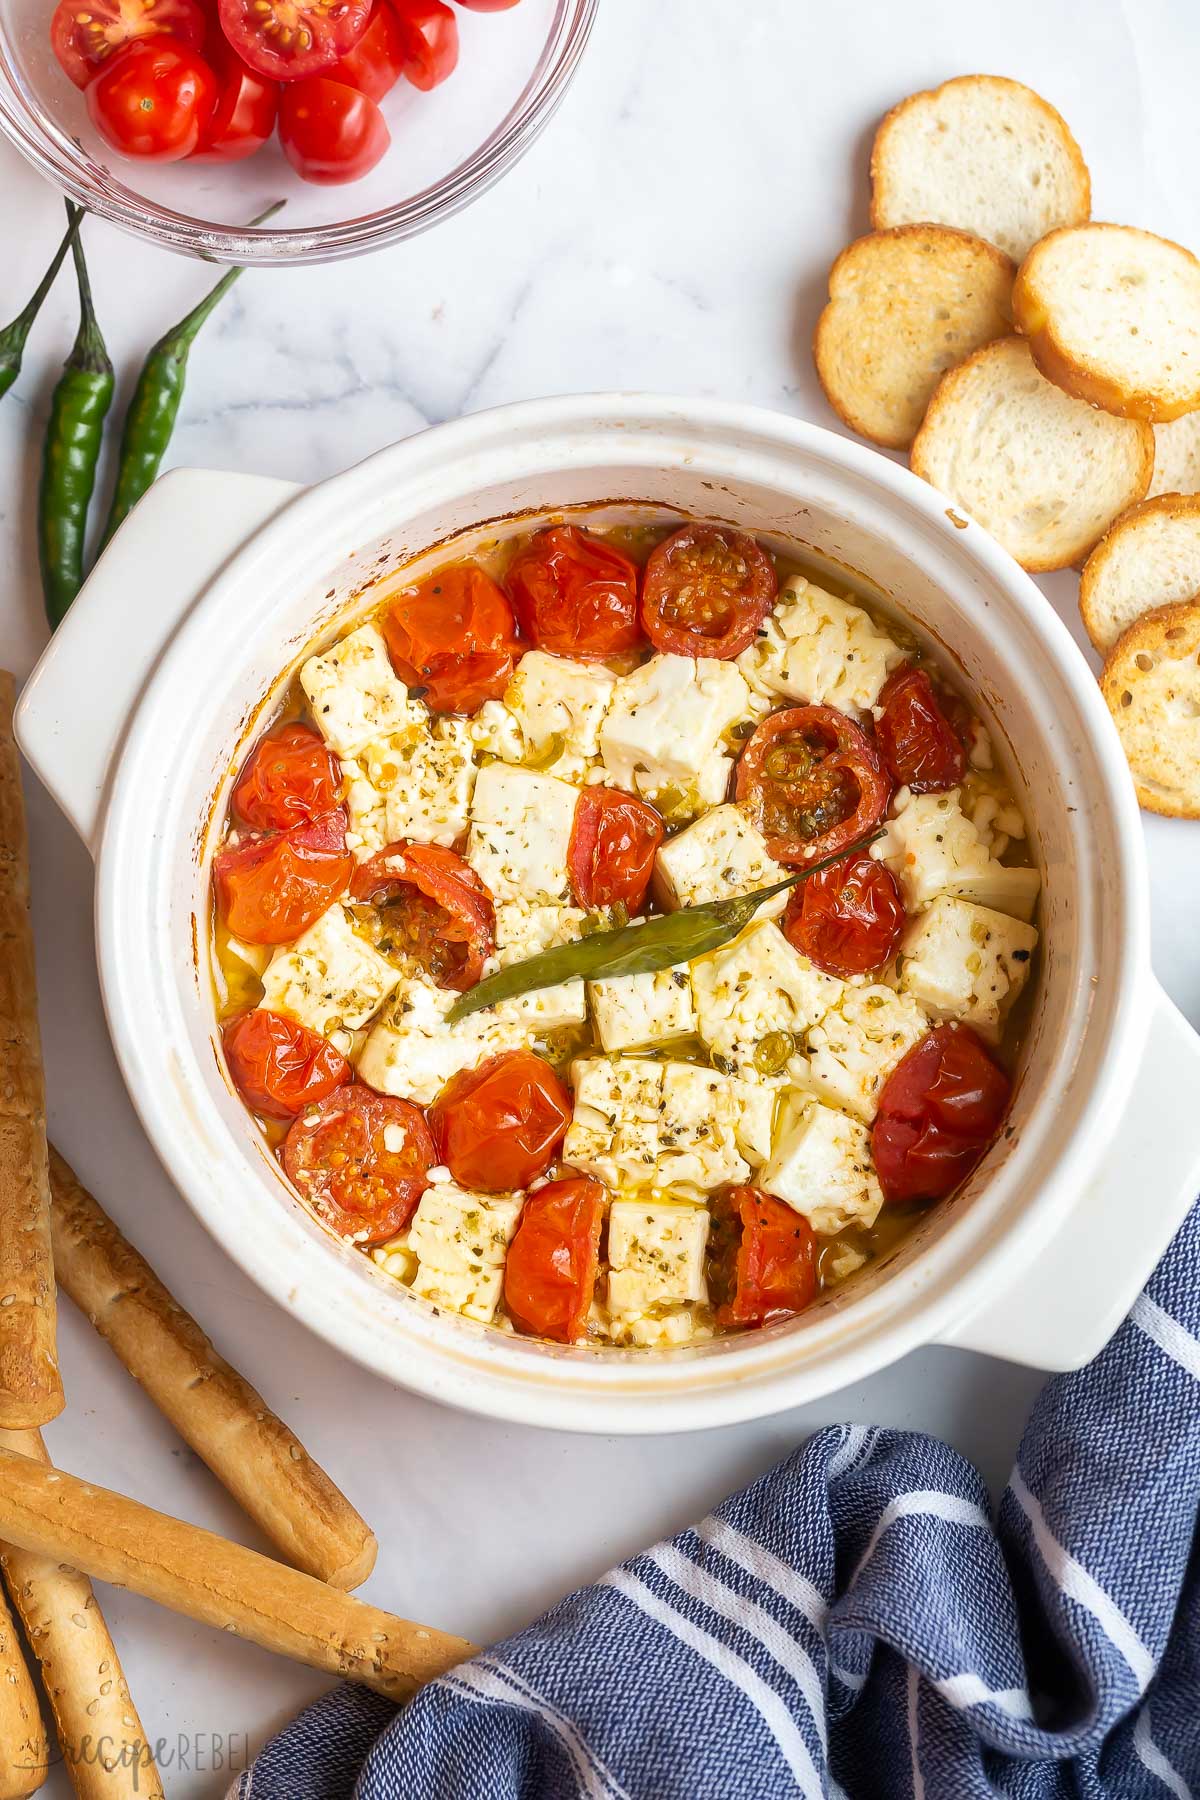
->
{"left": 17, "top": 395, "right": 1200, "bottom": 1433}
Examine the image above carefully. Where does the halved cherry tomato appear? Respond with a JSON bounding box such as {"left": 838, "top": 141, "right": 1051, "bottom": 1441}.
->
{"left": 389, "top": 0, "right": 458, "bottom": 88}
{"left": 736, "top": 705, "right": 891, "bottom": 866}
{"left": 278, "top": 76, "right": 389, "bottom": 182}
{"left": 51, "top": 0, "right": 204, "bottom": 89}
{"left": 429, "top": 1049, "right": 571, "bottom": 1192}
{"left": 641, "top": 523, "right": 777, "bottom": 660}
{"left": 503, "top": 1175, "right": 604, "bottom": 1343}
{"left": 567, "top": 786, "right": 662, "bottom": 914}
{"left": 506, "top": 525, "right": 644, "bottom": 660}
{"left": 710, "top": 1186, "right": 817, "bottom": 1327}
{"left": 86, "top": 39, "right": 217, "bottom": 159}
{"left": 783, "top": 853, "right": 904, "bottom": 978}
{"left": 191, "top": 40, "right": 278, "bottom": 159}
{"left": 333, "top": 0, "right": 407, "bottom": 98}
{"left": 876, "top": 665, "right": 966, "bottom": 795}
{"left": 872, "top": 1023, "right": 1011, "bottom": 1206}
{"left": 382, "top": 564, "right": 519, "bottom": 714}
{"left": 283, "top": 1085, "right": 435, "bottom": 1244}
{"left": 217, "top": 0, "right": 370, "bottom": 82}
{"left": 231, "top": 721, "right": 342, "bottom": 831}
{"left": 213, "top": 810, "right": 354, "bottom": 945}
{"left": 350, "top": 842, "right": 494, "bottom": 991}
{"left": 223, "top": 1008, "right": 350, "bottom": 1120}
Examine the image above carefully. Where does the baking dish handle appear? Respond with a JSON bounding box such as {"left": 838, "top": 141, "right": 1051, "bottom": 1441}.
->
{"left": 938, "top": 979, "right": 1200, "bottom": 1371}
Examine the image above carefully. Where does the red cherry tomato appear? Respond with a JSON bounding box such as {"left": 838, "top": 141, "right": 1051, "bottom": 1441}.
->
{"left": 428, "top": 1049, "right": 572, "bottom": 1192}
{"left": 503, "top": 1176, "right": 604, "bottom": 1343}
{"left": 278, "top": 76, "right": 389, "bottom": 182}
{"left": 191, "top": 40, "right": 278, "bottom": 159}
{"left": 222, "top": 1008, "right": 350, "bottom": 1120}
{"left": 736, "top": 706, "right": 892, "bottom": 867}
{"left": 783, "top": 853, "right": 904, "bottom": 978}
{"left": 213, "top": 810, "right": 354, "bottom": 945}
{"left": 382, "top": 564, "right": 519, "bottom": 714}
{"left": 641, "top": 523, "right": 778, "bottom": 660}
{"left": 231, "top": 721, "right": 342, "bottom": 831}
{"left": 876, "top": 665, "right": 967, "bottom": 795}
{"left": 567, "top": 786, "right": 663, "bottom": 914}
{"left": 350, "top": 842, "right": 494, "bottom": 991}
{"left": 711, "top": 1186, "right": 817, "bottom": 1328}
{"left": 51, "top": 0, "right": 204, "bottom": 89}
{"left": 283, "top": 1085, "right": 435, "bottom": 1244}
{"left": 86, "top": 40, "right": 217, "bottom": 160}
{"left": 333, "top": 0, "right": 407, "bottom": 98}
{"left": 506, "top": 525, "right": 644, "bottom": 660}
{"left": 217, "top": 0, "right": 370, "bottom": 80}
{"left": 389, "top": 0, "right": 458, "bottom": 88}
{"left": 872, "top": 1023, "right": 1011, "bottom": 1206}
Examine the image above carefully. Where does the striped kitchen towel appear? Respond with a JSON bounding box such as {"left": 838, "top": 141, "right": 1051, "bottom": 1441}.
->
{"left": 232, "top": 1198, "right": 1200, "bottom": 1799}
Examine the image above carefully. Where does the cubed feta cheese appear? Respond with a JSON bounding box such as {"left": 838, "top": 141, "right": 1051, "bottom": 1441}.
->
{"left": 729, "top": 1077, "right": 780, "bottom": 1167}
{"left": 588, "top": 967, "right": 695, "bottom": 1054}
{"left": 406, "top": 1182, "right": 524, "bottom": 1323}
{"left": 804, "top": 985, "right": 929, "bottom": 1123}
{"left": 300, "top": 623, "right": 425, "bottom": 760}
{"left": 564, "top": 1058, "right": 749, "bottom": 1192}
{"left": 411, "top": 1262, "right": 505, "bottom": 1323}
{"left": 467, "top": 763, "right": 579, "bottom": 902}
{"left": 897, "top": 896, "right": 1037, "bottom": 1044}
{"left": 467, "top": 700, "right": 525, "bottom": 762}
{"left": 356, "top": 975, "right": 532, "bottom": 1106}
{"left": 608, "top": 1308, "right": 709, "bottom": 1348}
{"left": 606, "top": 1199, "right": 709, "bottom": 1318}
{"left": 340, "top": 755, "right": 388, "bottom": 860}
{"left": 600, "top": 655, "right": 748, "bottom": 818}
{"left": 490, "top": 898, "right": 588, "bottom": 1031}
{"left": 652, "top": 803, "right": 786, "bottom": 917}
{"left": 381, "top": 719, "right": 477, "bottom": 848}
{"left": 691, "top": 920, "right": 843, "bottom": 1080}
{"left": 259, "top": 903, "right": 400, "bottom": 1043}
{"left": 872, "top": 787, "right": 1040, "bottom": 921}
{"left": 737, "top": 575, "right": 905, "bottom": 714}
{"left": 761, "top": 1094, "right": 884, "bottom": 1235}
{"left": 501, "top": 652, "right": 616, "bottom": 781}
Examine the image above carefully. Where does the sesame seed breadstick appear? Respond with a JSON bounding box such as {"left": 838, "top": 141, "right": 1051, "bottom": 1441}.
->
{"left": 0, "top": 674, "right": 62, "bottom": 1430}
{"left": 48, "top": 1147, "right": 376, "bottom": 1590}
{"left": 0, "top": 1450, "right": 474, "bottom": 1699}
{"left": 0, "top": 1429, "right": 162, "bottom": 1800}
{"left": 0, "top": 1573, "right": 47, "bottom": 1798}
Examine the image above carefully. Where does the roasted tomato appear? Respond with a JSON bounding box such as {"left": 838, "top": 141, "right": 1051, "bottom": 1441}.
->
{"left": 736, "top": 706, "right": 891, "bottom": 866}
{"left": 875, "top": 665, "right": 966, "bottom": 794}
{"left": 213, "top": 810, "right": 353, "bottom": 945}
{"left": 231, "top": 721, "right": 342, "bottom": 831}
{"left": 333, "top": 0, "right": 408, "bottom": 98}
{"left": 872, "top": 1023, "right": 1011, "bottom": 1206}
{"left": 382, "top": 564, "right": 519, "bottom": 714}
{"left": 191, "top": 40, "right": 278, "bottom": 160}
{"left": 503, "top": 1175, "right": 604, "bottom": 1343}
{"left": 567, "top": 786, "right": 663, "bottom": 914}
{"left": 783, "top": 853, "right": 904, "bottom": 978}
{"left": 283, "top": 1086, "right": 435, "bottom": 1244}
{"left": 506, "top": 525, "right": 643, "bottom": 660}
{"left": 711, "top": 1186, "right": 817, "bottom": 1328}
{"left": 350, "top": 842, "right": 494, "bottom": 991}
{"left": 222, "top": 1008, "right": 350, "bottom": 1120}
{"left": 86, "top": 39, "right": 218, "bottom": 159}
{"left": 51, "top": 0, "right": 204, "bottom": 88}
{"left": 429, "top": 1049, "right": 572, "bottom": 1192}
{"left": 389, "top": 0, "right": 458, "bottom": 87}
{"left": 217, "top": 0, "right": 370, "bottom": 82}
{"left": 641, "top": 523, "right": 777, "bottom": 659}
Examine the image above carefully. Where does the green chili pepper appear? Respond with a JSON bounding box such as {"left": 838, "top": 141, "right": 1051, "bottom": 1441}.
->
{"left": 39, "top": 212, "right": 113, "bottom": 631}
{"left": 447, "top": 827, "right": 885, "bottom": 1022}
{"left": 0, "top": 208, "right": 82, "bottom": 402}
{"left": 98, "top": 200, "right": 285, "bottom": 548}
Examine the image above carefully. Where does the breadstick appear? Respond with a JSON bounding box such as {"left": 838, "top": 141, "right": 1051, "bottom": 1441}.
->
{"left": 0, "top": 674, "right": 62, "bottom": 1430}
{"left": 0, "top": 1429, "right": 161, "bottom": 1800}
{"left": 0, "top": 1574, "right": 47, "bottom": 1799}
{"left": 0, "top": 1449, "right": 475, "bottom": 1700}
{"left": 48, "top": 1147, "right": 376, "bottom": 1590}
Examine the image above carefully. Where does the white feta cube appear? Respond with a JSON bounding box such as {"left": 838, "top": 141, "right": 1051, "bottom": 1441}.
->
{"left": 409, "top": 1182, "right": 523, "bottom": 1271}
{"left": 467, "top": 763, "right": 579, "bottom": 902}
{"left": 259, "top": 903, "right": 399, "bottom": 1043}
{"left": 652, "top": 804, "right": 786, "bottom": 917}
{"left": 872, "top": 787, "right": 1040, "bottom": 921}
{"left": 607, "top": 1307, "right": 708, "bottom": 1348}
{"left": 737, "top": 575, "right": 905, "bottom": 715}
{"left": 600, "top": 655, "right": 748, "bottom": 818}
{"left": 588, "top": 967, "right": 695, "bottom": 1054}
{"left": 376, "top": 719, "right": 477, "bottom": 848}
{"left": 804, "top": 985, "right": 929, "bottom": 1123}
{"left": 729, "top": 1077, "right": 781, "bottom": 1167}
{"left": 691, "top": 920, "right": 843, "bottom": 1080}
{"left": 897, "top": 896, "right": 1037, "bottom": 1044}
{"left": 761, "top": 1094, "right": 884, "bottom": 1235}
{"left": 563, "top": 1058, "right": 749, "bottom": 1193}
{"left": 467, "top": 700, "right": 525, "bottom": 762}
{"left": 606, "top": 1199, "right": 709, "bottom": 1317}
{"left": 491, "top": 899, "right": 588, "bottom": 1031}
{"left": 411, "top": 1261, "right": 504, "bottom": 1323}
{"left": 300, "top": 624, "right": 425, "bottom": 760}
{"left": 356, "top": 976, "right": 532, "bottom": 1106}
{"left": 502, "top": 652, "right": 616, "bottom": 781}
{"left": 340, "top": 755, "right": 388, "bottom": 860}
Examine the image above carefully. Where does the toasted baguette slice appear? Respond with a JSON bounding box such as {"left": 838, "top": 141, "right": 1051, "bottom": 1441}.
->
{"left": 870, "top": 75, "right": 1090, "bottom": 263}
{"left": 1080, "top": 494, "right": 1200, "bottom": 653}
{"left": 910, "top": 337, "right": 1153, "bottom": 571}
{"left": 1149, "top": 412, "right": 1200, "bottom": 498}
{"left": 1100, "top": 599, "right": 1200, "bottom": 816}
{"left": 1013, "top": 224, "right": 1200, "bottom": 422}
{"left": 813, "top": 226, "right": 1014, "bottom": 449}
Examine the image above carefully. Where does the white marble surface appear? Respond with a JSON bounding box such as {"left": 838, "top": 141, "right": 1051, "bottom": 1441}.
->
{"left": 2, "top": 0, "right": 1199, "bottom": 1791}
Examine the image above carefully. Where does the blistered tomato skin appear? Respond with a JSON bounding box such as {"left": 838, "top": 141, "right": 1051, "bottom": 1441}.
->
{"left": 642, "top": 523, "right": 778, "bottom": 660}
{"left": 711, "top": 1186, "right": 817, "bottom": 1327}
{"left": 504, "top": 1176, "right": 604, "bottom": 1343}
{"left": 231, "top": 721, "right": 342, "bottom": 831}
{"left": 736, "top": 705, "right": 892, "bottom": 866}
{"left": 506, "top": 525, "right": 644, "bottom": 659}
{"left": 876, "top": 665, "right": 967, "bottom": 794}
{"left": 429, "top": 1049, "right": 572, "bottom": 1192}
{"left": 350, "top": 842, "right": 495, "bottom": 991}
{"left": 872, "top": 1023, "right": 1011, "bottom": 1205}
{"left": 283, "top": 1086, "right": 436, "bottom": 1245}
{"left": 383, "top": 565, "right": 519, "bottom": 714}
{"left": 783, "top": 853, "right": 904, "bottom": 978}
{"left": 223, "top": 1009, "right": 350, "bottom": 1119}
{"left": 213, "top": 809, "right": 354, "bottom": 945}
{"left": 567, "top": 786, "right": 663, "bottom": 914}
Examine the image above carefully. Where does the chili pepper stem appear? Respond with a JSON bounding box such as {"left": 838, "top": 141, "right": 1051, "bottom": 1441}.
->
{"left": 0, "top": 205, "right": 83, "bottom": 402}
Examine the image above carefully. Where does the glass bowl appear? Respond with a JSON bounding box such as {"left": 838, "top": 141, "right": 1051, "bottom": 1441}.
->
{"left": 0, "top": 0, "right": 596, "bottom": 263}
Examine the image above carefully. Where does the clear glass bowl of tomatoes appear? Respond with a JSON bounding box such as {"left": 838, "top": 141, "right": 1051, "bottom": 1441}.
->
{"left": 0, "top": 0, "right": 595, "bottom": 262}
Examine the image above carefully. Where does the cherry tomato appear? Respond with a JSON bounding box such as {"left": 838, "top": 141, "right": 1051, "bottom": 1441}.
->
{"left": 567, "top": 786, "right": 663, "bottom": 914}
{"left": 641, "top": 523, "right": 777, "bottom": 660}
{"left": 382, "top": 564, "right": 519, "bottom": 714}
{"left": 217, "top": 0, "right": 369, "bottom": 80}
{"left": 51, "top": 0, "right": 204, "bottom": 89}
{"left": 429, "top": 1049, "right": 572, "bottom": 1192}
{"left": 872, "top": 1023, "right": 1011, "bottom": 1206}
{"left": 506, "top": 525, "right": 644, "bottom": 660}
{"left": 213, "top": 810, "right": 354, "bottom": 945}
{"left": 876, "top": 665, "right": 967, "bottom": 795}
{"left": 333, "top": 0, "right": 407, "bottom": 98}
{"left": 231, "top": 721, "right": 342, "bottom": 831}
{"left": 350, "top": 841, "right": 494, "bottom": 991}
{"left": 222, "top": 1008, "right": 350, "bottom": 1120}
{"left": 283, "top": 1085, "right": 435, "bottom": 1244}
{"left": 278, "top": 76, "right": 388, "bottom": 181}
{"left": 389, "top": 0, "right": 458, "bottom": 88}
{"left": 503, "top": 1176, "right": 604, "bottom": 1343}
{"left": 711, "top": 1186, "right": 817, "bottom": 1328}
{"left": 783, "top": 853, "right": 904, "bottom": 978}
{"left": 191, "top": 40, "right": 278, "bottom": 159}
{"left": 736, "top": 705, "right": 892, "bottom": 866}
{"left": 86, "top": 40, "right": 217, "bottom": 160}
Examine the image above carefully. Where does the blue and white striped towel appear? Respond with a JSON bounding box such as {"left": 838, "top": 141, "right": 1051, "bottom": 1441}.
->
{"left": 233, "top": 1198, "right": 1200, "bottom": 1799}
